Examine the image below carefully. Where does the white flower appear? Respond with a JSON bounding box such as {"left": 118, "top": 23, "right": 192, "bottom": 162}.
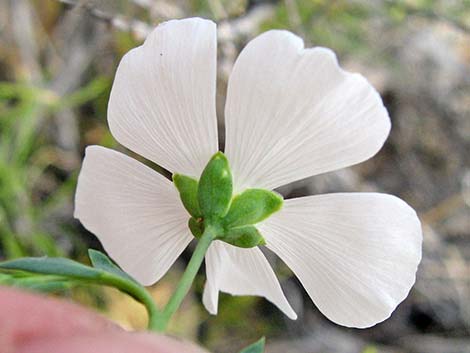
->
{"left": 75, "top": 18, "right": 422, "bottom": 328}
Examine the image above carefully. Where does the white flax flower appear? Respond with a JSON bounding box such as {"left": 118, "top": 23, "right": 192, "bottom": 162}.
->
{"left": 75, "top": 18, "right": 422, "bottom": 328}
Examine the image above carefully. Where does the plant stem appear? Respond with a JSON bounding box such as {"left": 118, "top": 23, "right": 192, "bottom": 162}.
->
{"left": 99, "top": 272, "right": 162, "bottom": 331}
{"left": 152, "top": 225, "right": 216, "bottom": 331}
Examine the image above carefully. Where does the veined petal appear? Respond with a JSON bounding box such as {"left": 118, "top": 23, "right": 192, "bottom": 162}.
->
{"left": 224, "top": 30, "right": 390, "bottom": 191}
{"left": 74, "top": 146, "right": 192, "bottom": 286}
{"left": 260, "top": 193, "right": 422, "bottom": 328}
{"left": 203, "top": 241, "right": 297, "bottom": 319}
{"left": 108, "top": 18, "right": 218, "bottom": 177}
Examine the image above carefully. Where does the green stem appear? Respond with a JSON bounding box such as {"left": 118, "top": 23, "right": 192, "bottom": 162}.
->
{"left": 152, "top": 225, "right": 216, "bottom": 331}
{"left": 98, "top": 273, "right": 162, "bottom": 330}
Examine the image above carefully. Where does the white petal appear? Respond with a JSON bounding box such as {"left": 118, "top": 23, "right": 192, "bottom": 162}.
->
{"left": 74, "top": 146, "right": 192, "bottom": 286}
{"left": 260, "top": 193, "right": 422, "bottom": 328}
{"left": 108, "top": 18, "right": 218, "bottom": 177}
{"left": 203, "top": 240, "right": 297, "bottom": 319}
{"left": 224, "top": 30, "right": 390, "bottom": 191}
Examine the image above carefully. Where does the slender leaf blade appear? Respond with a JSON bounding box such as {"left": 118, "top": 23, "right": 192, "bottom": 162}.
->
{"left": 88, "top": 249, "right": 137, "bottom": 283}
{"left": 13, "top": 276, "right": 72, "bottom": 292}
{"left": 0, "top": 257, "right": 102, "bottom": 279}
{"left": 239, "top": 337, "right": 265, "bottom": 353}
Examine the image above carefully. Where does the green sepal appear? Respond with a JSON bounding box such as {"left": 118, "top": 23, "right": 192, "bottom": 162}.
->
{"left": 173, "top": 174, "right": 201, "bottom": 218}
{"left": 221, "top": 225, "right": 266, "bottom": 248}
{"left": 223, "top": 189, "right": 283, "bottom": 228}
{"left": 188, "top": 217, "right": 204, "bottom": 239}
{"left": 198, "top": 152, "right": 233, "bottom": 218}
{"left": 88, "top": 249, "right": 137, "bottom": 284}
{"left": 239, "top": 337, "right": 265, "bottom": 353}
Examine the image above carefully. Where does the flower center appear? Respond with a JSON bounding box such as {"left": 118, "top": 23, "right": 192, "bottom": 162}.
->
{"left": 173, "top": 152, "right": 283, "bottom": 248}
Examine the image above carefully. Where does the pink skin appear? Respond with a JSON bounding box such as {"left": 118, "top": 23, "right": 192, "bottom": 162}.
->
{"left": 0, "top": 286, "right": 209, "bottom": 353}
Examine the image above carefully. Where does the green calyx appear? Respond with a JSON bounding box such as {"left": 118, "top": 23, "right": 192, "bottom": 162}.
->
{"left": 173, "top": 152, "right": 283, "bottom": 249}
{"left": 173, "top": 174, "right": 201, "bottom": 218}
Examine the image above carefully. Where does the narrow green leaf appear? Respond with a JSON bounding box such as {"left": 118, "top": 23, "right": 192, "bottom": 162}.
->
{"left": 0, "top": 254, "right": 163, "bottom": 326}
{"left": 0, "top": 273, "right": 15, "bottom": 285}
{"left": 221, "top": 225, "right": 266, "bottom": 248}
{"left": 1, "top": 231, "right": 25, "bottom": 258}
{"left": 239, "top": 337, "right": 265, "bottom": 353}
{"left": 0, "top": 273, "right": 71, "bottom": 292}
{"left": 173, "top": 174, "right": 201, "bottom": 217}
{"left": 198, "top": 152, "right": 233, "bottom": 218}
{"left": 0, "top": 257, "right": 102, "bottom": 279}
{"left": 13, "top": 276, "right": 71, "bottom": 292}
{"left": 223, "top": 189, "right": 283, "bottom": 228}
{"left": 58, "top": 76, "right": 109, "bottom": 110}
{"left": 88, "top": 249, "right": 137, "bottom": 284}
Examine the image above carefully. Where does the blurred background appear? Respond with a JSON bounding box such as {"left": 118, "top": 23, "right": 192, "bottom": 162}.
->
{"left": 0, "top": 0, "right": 469, "bottom": 352}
